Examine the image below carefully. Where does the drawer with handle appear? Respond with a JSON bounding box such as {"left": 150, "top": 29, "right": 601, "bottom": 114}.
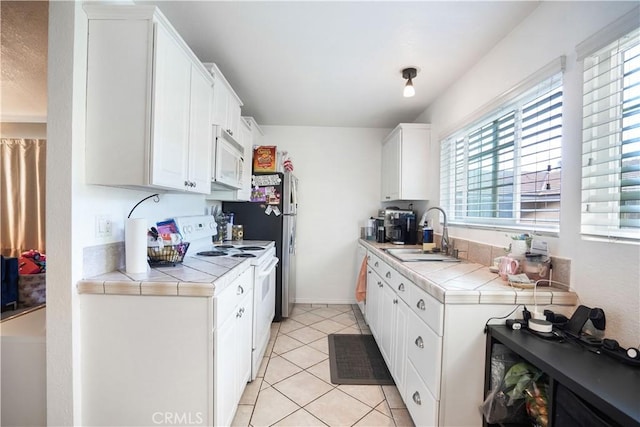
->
{"left": 368, "top": 253, "right": 411, "bottom": 304}
{"left": 367, "top": 252, "right": 386, "bottom": 278}
{"left": 405, "top": 359, "right": 439, "bottom": 427}
{"left": 409, "top": 282, "right": 444, "bottom": 336}
{"left": 214, "top": 267, "right": 253, "bottom": 326}
{"left": 407, "top": 309, "right": 443, "bottom": 398}
{"left": 387, "top": 270, "right": 411, "bottom": 304}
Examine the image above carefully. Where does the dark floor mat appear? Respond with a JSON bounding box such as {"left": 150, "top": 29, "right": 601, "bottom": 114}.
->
{"left": 328, "top": 334, "right": 395, "bottom": 385}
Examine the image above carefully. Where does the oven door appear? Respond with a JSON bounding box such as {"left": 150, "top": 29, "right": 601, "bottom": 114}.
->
{"left": 251, "top": 255, "right": 278, "bottom": 380}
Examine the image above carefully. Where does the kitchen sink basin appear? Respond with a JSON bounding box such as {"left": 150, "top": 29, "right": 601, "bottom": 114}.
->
{"left": 384, "top": 248, "right": 461, "bottom": 262}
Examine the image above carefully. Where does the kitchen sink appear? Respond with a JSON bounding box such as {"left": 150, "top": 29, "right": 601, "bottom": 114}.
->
{"left": 384, "top": 248, "right": 461, "bottom": 262}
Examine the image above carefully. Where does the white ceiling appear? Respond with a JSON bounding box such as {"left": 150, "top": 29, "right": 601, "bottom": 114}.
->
{"left": 1, "top": 1, "right": 540, "bottom": 128}
{"left": 0, "top": 1, "right": 48, "bottom": 122}
{"left": 140, "top": 1, "right": 539, "bottom": 128}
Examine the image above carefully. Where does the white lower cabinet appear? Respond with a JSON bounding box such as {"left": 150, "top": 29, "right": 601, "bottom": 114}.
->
{"left": 365, "top": 268, "right": 383, "bottom": 338}
{"left": 360, "top": 243, "right": 517, "bottom": 426}
{"left": 407, "top": 309, "right": 442, "bottom": 399}
{"left": 391, "top": 293, "right": 409, "bottom": 398}
{"left": 379, "top": 282, "right": 395, "bottom": 364}
{"left": 367, "top": 254, "right": 410, "bottom": 397}
{"left": 214, "top": 267, "right": 253, "bottom": 427}
{"left": 79, "top": 265, "right": 254, "bottom": 427}
{"left": 405, "top": 360, "right": 439, "bottom": 427}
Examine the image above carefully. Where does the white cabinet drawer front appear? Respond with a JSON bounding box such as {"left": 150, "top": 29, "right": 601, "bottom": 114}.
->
{"left": 365, "top": 269, "right": 385, "bottom": 340}
{"left": 407, "top": 310, "right": 442, "bottom": 399}
{"left": 409, "top": 283, "right": 443, "bottom": 336}
{"left": 405, "top": 360, "right": 439, "bottom": 427}
{"left": 215, "top": 267, "right": 252, "bottom": 326}
{"left": 368, "top": 253, "right": 410, "bottom": 304}
{"left": 368, "top": 252, "right": 385, "bottom": 277}
{"left": 388, "top": 271, "right": 411, "bottom": 304}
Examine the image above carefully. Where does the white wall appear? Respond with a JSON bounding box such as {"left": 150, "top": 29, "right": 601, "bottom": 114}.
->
{"left": 1, "top": 308, "right": 47, "bottom": 427}
{"left": 415, "top": 1, "right": 640, "bottom": 347}
{"left": 261, "top": 126, "right": 389, "bottom": 304}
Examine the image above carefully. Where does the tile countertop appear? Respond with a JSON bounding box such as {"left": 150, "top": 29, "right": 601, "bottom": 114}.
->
{"left": 359, "top": 239, "right": 578, "bottom": 306}
{"left": 77, "top": 240, "right": 275, "bottom": 297}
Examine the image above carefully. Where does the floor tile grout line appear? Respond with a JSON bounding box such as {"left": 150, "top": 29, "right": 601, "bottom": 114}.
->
{"left": 247, "top": 304, "right": 407, "bottom": 427}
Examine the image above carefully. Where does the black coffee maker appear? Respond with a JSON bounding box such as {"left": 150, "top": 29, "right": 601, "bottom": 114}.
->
{"left": 379, "top": 208, "right": 417, "bottom": 245}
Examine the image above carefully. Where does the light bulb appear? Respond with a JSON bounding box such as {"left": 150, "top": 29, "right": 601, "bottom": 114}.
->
{"left": 403, "top": 79, "right": 415, "bottom": 97}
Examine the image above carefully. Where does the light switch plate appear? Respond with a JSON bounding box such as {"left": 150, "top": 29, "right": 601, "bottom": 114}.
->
{"left": 95, "top": 215, "right": 113, "bottom": 238}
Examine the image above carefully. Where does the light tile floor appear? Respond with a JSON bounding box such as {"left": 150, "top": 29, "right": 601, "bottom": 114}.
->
{"left": 232, "top": 304, "right": 416, "bottom": 427}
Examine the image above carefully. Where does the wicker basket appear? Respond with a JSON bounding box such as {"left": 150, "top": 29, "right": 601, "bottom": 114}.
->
{"left": 147, "top": 242, "right": 190, "bottom": 266}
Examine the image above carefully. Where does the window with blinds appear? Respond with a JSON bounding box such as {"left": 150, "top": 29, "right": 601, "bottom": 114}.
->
{"left": 440, "top": 72, "right": 563, "bottom": 233}
{"left": 580, "top": 26, "right": 640, "bottom": 242}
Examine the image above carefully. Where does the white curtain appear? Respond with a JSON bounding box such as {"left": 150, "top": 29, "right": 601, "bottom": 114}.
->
{"left": 1, "top": 138, "right": 46, "bottom": 257}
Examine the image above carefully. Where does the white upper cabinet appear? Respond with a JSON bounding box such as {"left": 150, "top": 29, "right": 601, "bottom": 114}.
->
{"left": 208, "top": 63, "right": 243, "bottom": 141}
{"left": 84, "top": 5, "right": 214, "bottom": 194}
{"left": 381, "top": 123, "right": 431, "bottom": 201}
{"left": 236, "top": 118, "right": 254, "bottom": 201}
{"left": 188, "top": 67, "right": 214, "bottom": 191}
{"left": 150, "top": 22, "right": 192, "bottom": 190}
{"left": 237, "top": 117, "right": 263, "bottom": 201}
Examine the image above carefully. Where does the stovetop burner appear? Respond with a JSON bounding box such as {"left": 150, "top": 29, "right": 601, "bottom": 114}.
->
{"left": 215, "top": 245, "right": 236, "bottom": 249}
{"left": 240, "top": 246, "right": 265, "bottom": 251}
{"left": 232, "top": 253, "right": 256, "bottom": 258}
{"left": 196, "top": 251, "right": 228, "bottom": 257}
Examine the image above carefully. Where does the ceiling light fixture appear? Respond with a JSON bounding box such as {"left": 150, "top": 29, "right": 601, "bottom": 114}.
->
{"left": 402, "top": 67, "right": 417, "bottom": 98}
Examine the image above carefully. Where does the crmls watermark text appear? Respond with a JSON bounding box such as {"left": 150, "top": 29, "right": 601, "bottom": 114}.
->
{"left": 152, "top": 412, "right": 204, "bottom": 425}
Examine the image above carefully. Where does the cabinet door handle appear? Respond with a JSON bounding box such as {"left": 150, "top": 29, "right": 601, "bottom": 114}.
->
{"left": 417, "top": 299, "right": 426, "bottom": 310}
{"left": 377, "top": 281, "right": 383, "bottom": 288}
{"left": 237, "top": 285, "right": 244, "bottom": 295}
{"left": 415, "top": 336, "right": 424, "bottom": 349}
{"left": 385, "top": 196, "right": 391, "bottom": 200}
{"left": 398, "top": 283, "right": 405, "bottom": 292}
{"left": 385, "top": 271, "right": 392, "bottom": 279}
{"left": 374, "top": 261, "right": 379, "bottom": 267}
{"left": 412, "top": 391, "right": 422, "bottom": 405}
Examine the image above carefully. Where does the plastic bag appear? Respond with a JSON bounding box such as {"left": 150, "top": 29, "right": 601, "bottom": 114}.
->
{"left": 481, "top": 344, "right": 541, "bottom": 425}
{"left": 525, "top": 381, "right": 549, "bottom": 427}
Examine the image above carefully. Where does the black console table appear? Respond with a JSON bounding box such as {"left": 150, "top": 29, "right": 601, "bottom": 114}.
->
{"left": 485, "top": 325, "right": 640, "bottom": 427}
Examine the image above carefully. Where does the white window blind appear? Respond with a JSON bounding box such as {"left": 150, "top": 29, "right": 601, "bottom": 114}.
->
{"left": 440, "top": 72, "right": 563, "bottom": 233}
{"left": 580, "top": 26, "right": 640, "bottom": 242}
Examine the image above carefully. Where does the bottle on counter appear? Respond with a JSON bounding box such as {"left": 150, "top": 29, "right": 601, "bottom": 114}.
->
{"left": 423, "top": 224, "right": 435, "bottom": 252}
{"left": 226, "top": 213, "right": 234, "bottom": 241}
{"left": 376, "top": 223, "right": 386, "bottom": 243}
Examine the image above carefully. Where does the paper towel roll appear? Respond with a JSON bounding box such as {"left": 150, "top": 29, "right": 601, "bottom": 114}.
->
{"left": 125, "top": 218, "right": 148, "bottom": 274}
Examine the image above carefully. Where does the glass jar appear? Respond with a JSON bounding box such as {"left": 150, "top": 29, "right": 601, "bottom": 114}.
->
{"left": 232, "top": 225, "right": 244, "bottom": 241}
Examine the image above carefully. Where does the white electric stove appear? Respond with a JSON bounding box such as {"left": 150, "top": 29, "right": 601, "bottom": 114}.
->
{"left": 171, "top": 215, "right": 278, "bottom": 380}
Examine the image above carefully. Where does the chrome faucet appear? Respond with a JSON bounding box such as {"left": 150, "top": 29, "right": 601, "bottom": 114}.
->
{"left": 419, "top": 207, "right": 450, "bottom": 255}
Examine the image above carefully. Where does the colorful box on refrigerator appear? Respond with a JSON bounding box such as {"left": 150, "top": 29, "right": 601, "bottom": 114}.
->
{"left": 253, "top": 146, "right": 277, "bottom": 172}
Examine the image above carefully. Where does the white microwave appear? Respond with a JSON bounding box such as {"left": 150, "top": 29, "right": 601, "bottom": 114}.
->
{"left": 212, "top": 126, "right": 244, "bottom": 190}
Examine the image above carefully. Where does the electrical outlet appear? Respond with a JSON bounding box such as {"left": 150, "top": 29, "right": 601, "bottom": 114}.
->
{"left": 95, "top": 215, "right": 113, "bottom": 238}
